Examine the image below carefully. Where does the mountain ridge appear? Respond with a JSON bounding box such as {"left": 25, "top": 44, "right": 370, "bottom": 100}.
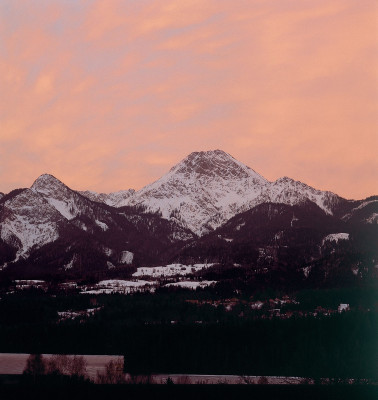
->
{"left": 0, "top": 150, "right": 376, "bottom": 278}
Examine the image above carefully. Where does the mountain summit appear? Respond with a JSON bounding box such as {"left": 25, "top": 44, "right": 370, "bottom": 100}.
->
{"left": 127, "top": 150, "right": 269, "bottom": 235}
{"left": 169, "top": 150, "right": 267, "bottom": 183}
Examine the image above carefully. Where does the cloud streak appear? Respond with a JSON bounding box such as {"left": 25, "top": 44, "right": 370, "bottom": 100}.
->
{"left": 0, "top": 0, "right": 377, "bottom": 199}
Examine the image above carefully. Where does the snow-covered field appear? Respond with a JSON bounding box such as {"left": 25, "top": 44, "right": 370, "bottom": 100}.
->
{"left": 14, "top": 280, "right": 47, "bottom": 290}
{"left": 322, "top": 233, "right": 349, "bottom": 245}
{"left": 133, "top": 263, "right": 214, "bottom": 278}
{"left": 57, "top": 307, "right": 102, "bottom": 321}
{"left": 164, "top": 281, "right": 216, "bottom": 290}
{"left": 83, "top": 279, "right": 157, "bottom": 294}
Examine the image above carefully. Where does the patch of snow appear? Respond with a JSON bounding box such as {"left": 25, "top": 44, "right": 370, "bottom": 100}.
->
{"left": 14, "top": 280, "right": 47, "bottom": 290}
{"left": 338, "top": 303, "right": 350, "bottom": 312}
{"left": 107, "top": 261, "right": 116, "bottom": 269}
{"left": 365, "top": 213, "right": 378, "bottom": 224}
{"left": 274, "top": 231, "right": 284, "bottom": 240}
{"left": 58, "top": 282, "right": 78, "bottom": 289}
{"left": 103, "top": 247, "right": 114, "bottom": 256}
{"left": 98, "top": 279, "right": 156, "bottom": 287}
{"left": 45, "top": 198, "right": 76, "bottom": 220}
{"left": 133, "top": 263, "right": 214, "bottom": 278}
{"left": 164, "top": 281, "right": 216, "bottom": 290}
{"left": 95, "top": 220, "right": 108, "bottom": 231}
{"left": 322, "top": 233, "right": 349, "bottom": 245}
{"left": 290, "top": 214, "right": 298, "bottom": 227}
{"left": 250, "top": 301, "right": 264, "bottom": 310}
{"left": 235, "top": 222, "right": 245, "bottom": 231}
{"left": 64, "top": 257, "right": 75, "bottom": 270}
{"left": 119, "top": 251, "right": 134, "bottom": 264}
{"left": 82, "top": 279, "right": 157, "bottom": 295}
{"left": 58, "top": 307, "right": 102, "bottom": 321}
{"left": 303, "top": 266, "right": 312, "bottom": 278}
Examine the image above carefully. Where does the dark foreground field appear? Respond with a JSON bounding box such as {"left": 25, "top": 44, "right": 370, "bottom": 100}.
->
{"left": 0, "top": 383, "right": 377, "bottom": 400}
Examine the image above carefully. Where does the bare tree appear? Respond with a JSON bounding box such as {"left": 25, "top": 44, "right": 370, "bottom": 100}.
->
{"left": 96, "top": 359, "right": 126, "bottom": 384}
{"left": 46, "top": 354, "right": 88, "bottom": 378}
{"left": 128, "top": 373, "right": 154, "bottom": 384}
{"left": 239, "top": 375, "right": 256, "bottom": 384}
{"left": 257, "top": 376, "right": 269, "bottom": 385}
{"left": 23, "top": 354, "right": 46, "bottom": 377}
{"left": 176, "top": 375, "right": 191, "bottom": 384}
{"left": 70, "top": 355, "right": 88, "bottom": 378}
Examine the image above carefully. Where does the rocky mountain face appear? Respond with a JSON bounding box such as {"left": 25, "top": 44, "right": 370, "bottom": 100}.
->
{"left": 0, "top": 150, "right": 376, "bottom": 282}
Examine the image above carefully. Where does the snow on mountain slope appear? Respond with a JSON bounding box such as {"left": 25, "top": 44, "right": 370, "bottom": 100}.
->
{"left": 0, "top": 189, "right": 64, "bottom": 259}
{"left": 79, "top": 189, "right": 135, "bottom": 207}
{"left": 239, "top": 177, "right": 341, "bottom": 216}
{"left": 127, "top": 150, "right": 269, "bottom": 235}
{"left": 0, "top": 193, "right": 4, "bottom": 200}
{"left": 341, "top": 199, "right": 378, "bottom": 224}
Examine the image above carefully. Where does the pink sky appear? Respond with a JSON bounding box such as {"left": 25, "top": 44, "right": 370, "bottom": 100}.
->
{"left": 1, "top": 0, "right": 377, "bottom": 199}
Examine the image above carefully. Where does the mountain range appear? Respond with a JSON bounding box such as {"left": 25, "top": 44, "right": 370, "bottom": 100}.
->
{"left": 0, "top": 150, "right": 377, "bottom": 285}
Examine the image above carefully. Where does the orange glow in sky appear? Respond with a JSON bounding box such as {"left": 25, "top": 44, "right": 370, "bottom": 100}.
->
{"left": 1, "top": 0, "right": 377, "bottom": 199}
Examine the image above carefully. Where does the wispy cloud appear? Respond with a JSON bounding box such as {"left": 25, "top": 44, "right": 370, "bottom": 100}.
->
{"left": 0, "top": 0, "right": 376, "bottom": 198}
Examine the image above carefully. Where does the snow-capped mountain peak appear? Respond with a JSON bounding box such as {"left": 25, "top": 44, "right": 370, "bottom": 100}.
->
{"left": 31, "top": 173, "right": 63, "bottom": 188}
{"left": 267, "top": 177, "right": 341, "bottom": 215}
{"left": 31, "top": 174, "right": 82, "bottom": 220}
{"left": 127, "top": 150, "right": 269, "bottom": 235}
{"left": 169, "top": 150, "right": 267, "bottom": 183}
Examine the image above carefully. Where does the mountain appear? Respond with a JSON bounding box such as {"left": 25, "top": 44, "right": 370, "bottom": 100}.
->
{"left": 79, "top": 189, "right": 135, "bottom": 207}
{"left": 0, "top": 187, "right": 65, "bottom": 261}
{"left": 127, "top": 150, "right": 270, "bottom": 235}
{"left": 177, "top": 201, "right": 377, "bottom": 288}
{"left": 0, "top": 150, "right": 376, "bottom": 283}
{"left": 117, "top": 150, "right": 342, "bottom": 235}
{"left": 178, "top": 201, "right": 348, "bottom": 264}
{"left": 337, "top": 196, "right": 378, "bottom": 224}
{"left": 0, "top": 174, "right": 194, "bottom": 275}
{"left": 75, "top": 150, "right": 376, "bottom": 236}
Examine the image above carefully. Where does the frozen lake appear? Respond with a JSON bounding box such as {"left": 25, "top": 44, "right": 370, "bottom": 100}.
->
{"left": 0, "top": 353, "right": 307, "bottom": 384}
